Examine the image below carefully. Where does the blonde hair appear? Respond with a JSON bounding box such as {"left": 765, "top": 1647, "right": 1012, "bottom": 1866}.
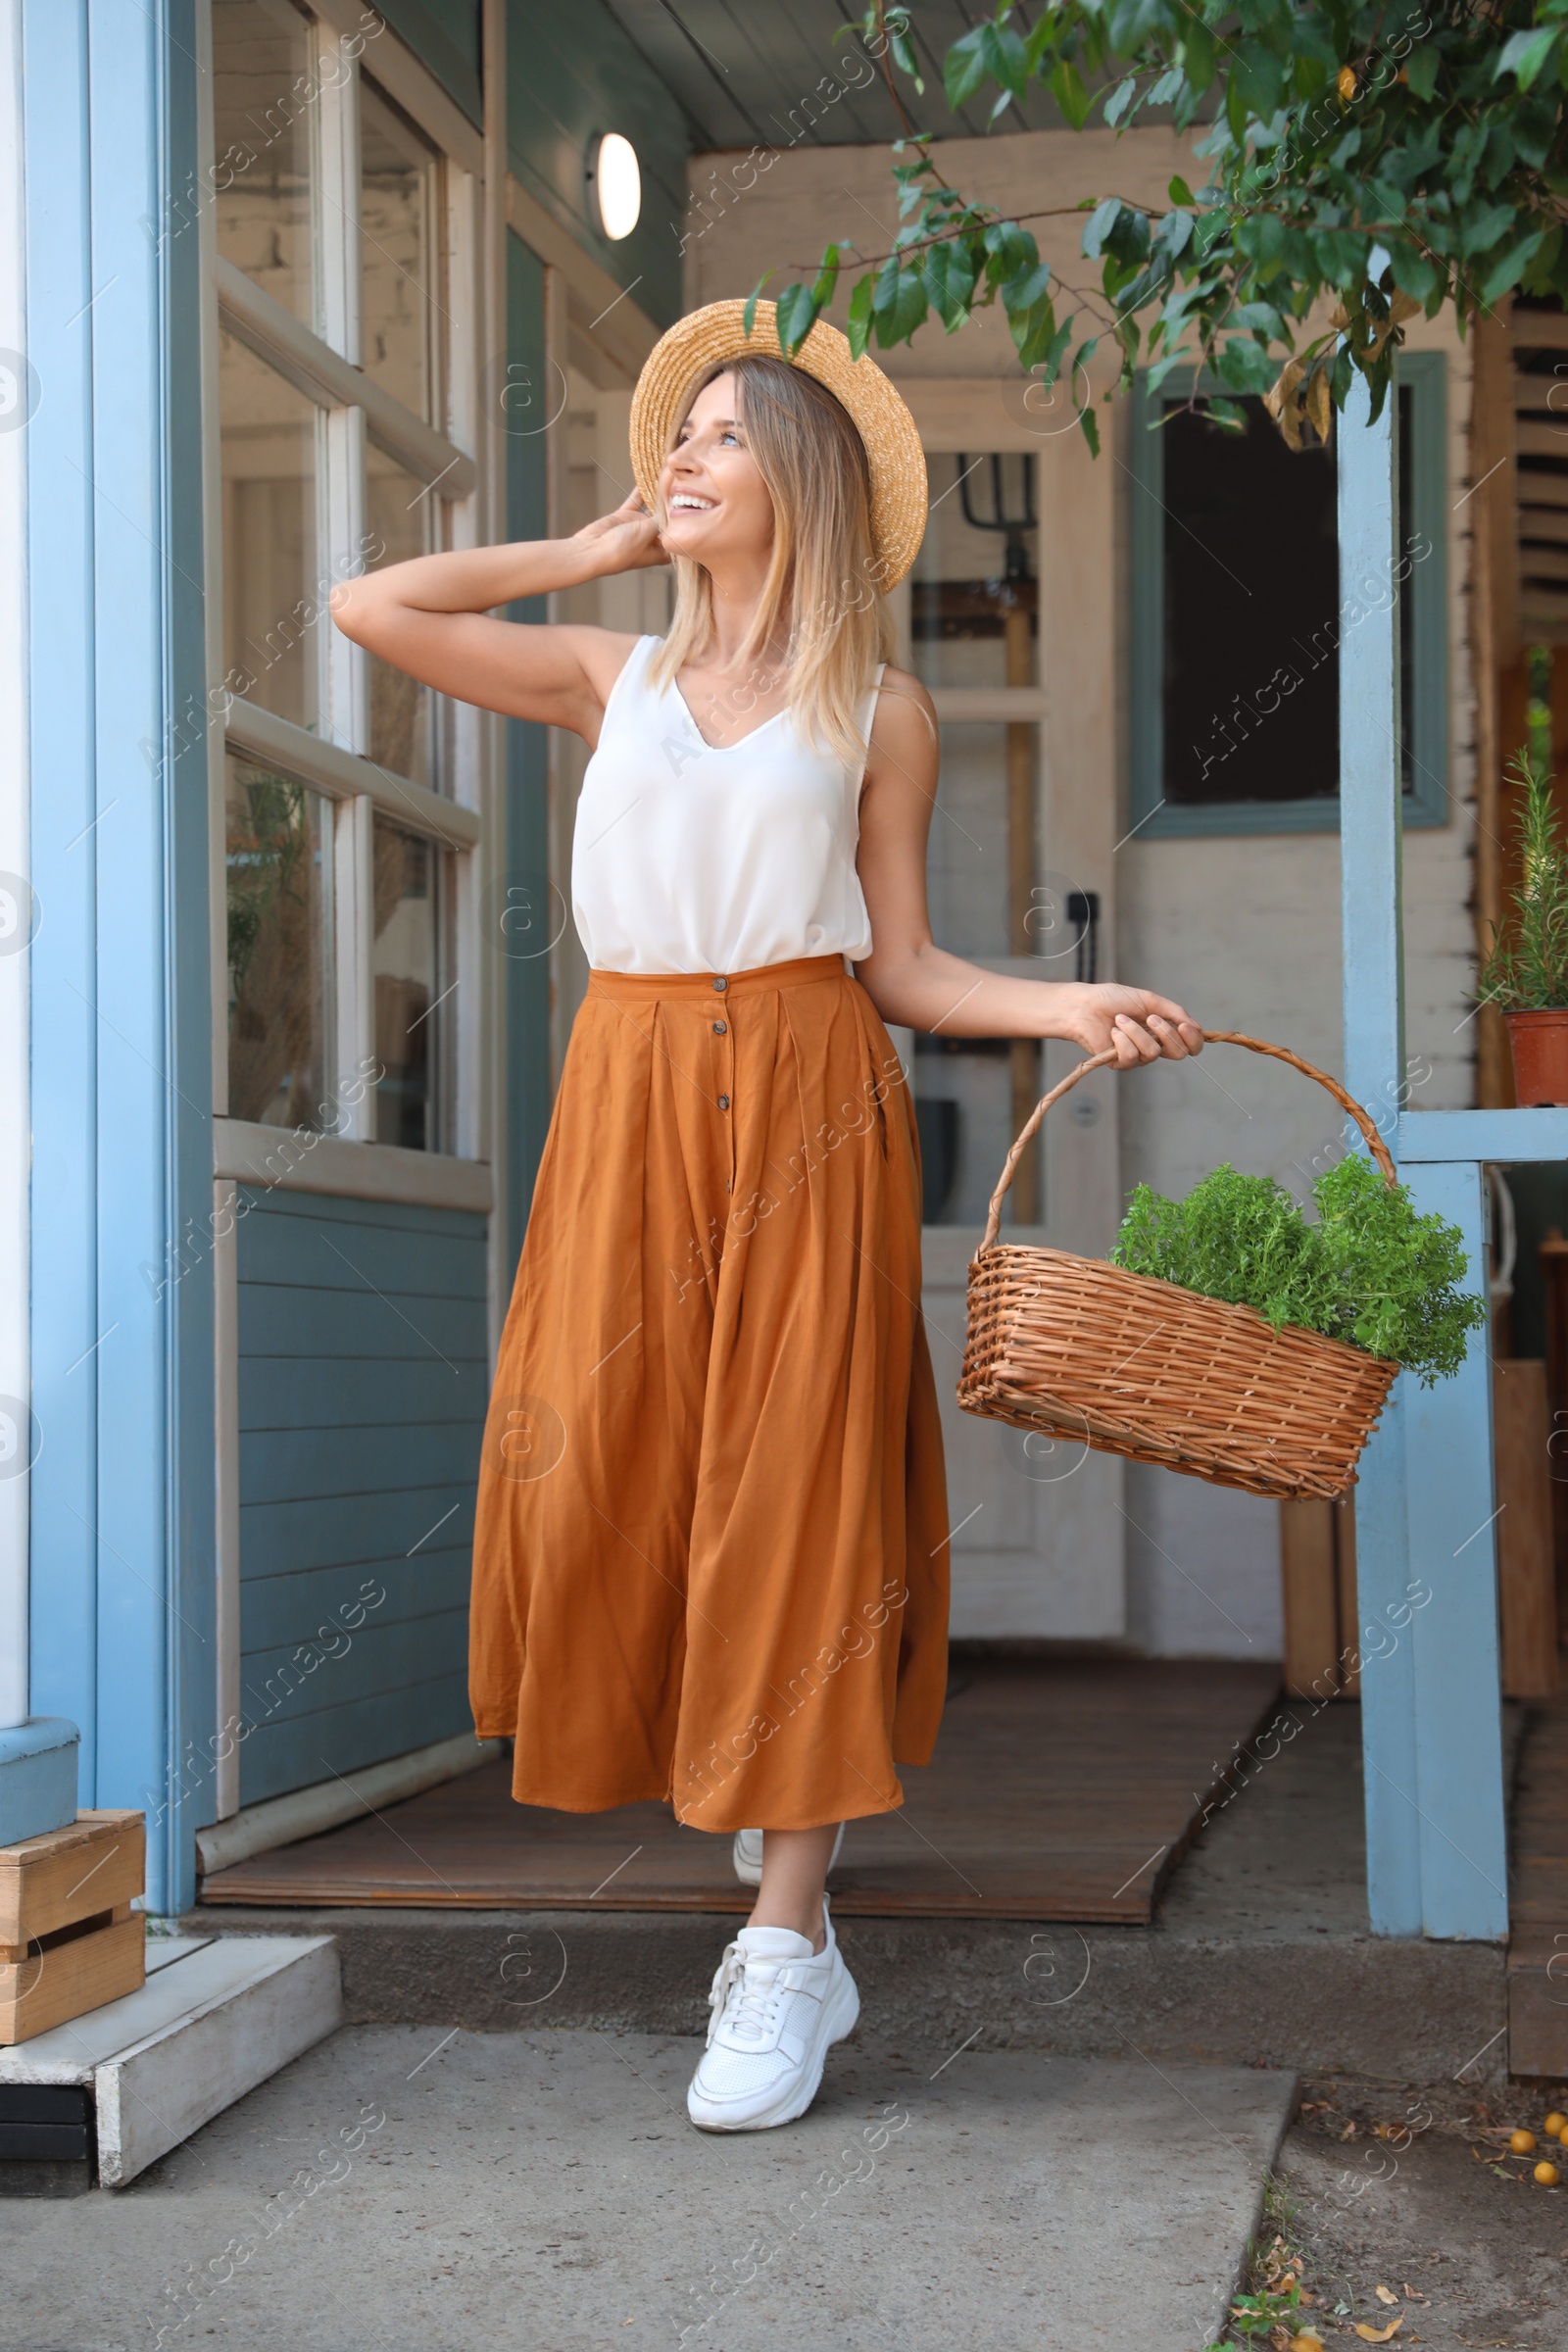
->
{"left": 648, "top": 355, "right": 895, "bottom": 766}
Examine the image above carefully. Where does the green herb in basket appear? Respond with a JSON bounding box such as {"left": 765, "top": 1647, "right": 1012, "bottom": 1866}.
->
{"left": 1109, "top": 1155, "right": 1486, "bottom": 1388}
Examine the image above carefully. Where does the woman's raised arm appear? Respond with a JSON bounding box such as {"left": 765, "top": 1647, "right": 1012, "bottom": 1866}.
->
{"left": 329, "top": 491, "right": 667, "bottom": 743}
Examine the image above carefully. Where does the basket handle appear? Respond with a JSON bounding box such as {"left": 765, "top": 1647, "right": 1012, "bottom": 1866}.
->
{"left": 979, "top": 1028, "right": 1398, "bottom": 1252}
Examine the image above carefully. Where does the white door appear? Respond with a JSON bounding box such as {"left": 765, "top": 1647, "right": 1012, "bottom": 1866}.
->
{"left": 895, "top": 388, "right": 1126, "bottom": 1641}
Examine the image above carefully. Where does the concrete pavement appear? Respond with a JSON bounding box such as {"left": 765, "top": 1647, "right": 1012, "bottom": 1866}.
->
{"left": 2, "top": 2022, "right": 1296, "bottom": 2351}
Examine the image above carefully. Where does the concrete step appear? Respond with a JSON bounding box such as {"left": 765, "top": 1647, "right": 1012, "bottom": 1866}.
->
{"left": 0, "top": 1929, "right": 340, "bottom": 2189}
{"left": 184, "top": 1902, "right": 1508, "bottom": 2087}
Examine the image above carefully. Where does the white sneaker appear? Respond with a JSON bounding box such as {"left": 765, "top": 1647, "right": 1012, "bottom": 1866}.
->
{"left": 731, "top": 1822, "right": 845, "bottom": 1886}
{"left": 686, "top": 1899, "right": 859, "bottom": 2132}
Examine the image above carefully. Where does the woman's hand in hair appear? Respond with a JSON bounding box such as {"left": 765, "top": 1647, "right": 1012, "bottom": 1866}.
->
{"left": 574, "top": 490, "right": 670, "bottom": 577}
{"left": 1061, "top": 984, "right": 1202, "bottom": 1067}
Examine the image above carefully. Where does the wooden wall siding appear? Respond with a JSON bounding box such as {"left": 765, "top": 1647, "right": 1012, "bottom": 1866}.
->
{"left": 234, "top": 1187, "right": 488, "bottom": 1807}
{"left": 374, "top": 0, "right": 482, "bottom": 124}
{"left": 506, "top": 0, "right": 691, "bottom": 327}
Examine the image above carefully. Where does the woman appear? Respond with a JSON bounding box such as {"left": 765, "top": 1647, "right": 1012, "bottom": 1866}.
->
{"left": 333, "top": 300, "right": 1200, "bottom": 2134}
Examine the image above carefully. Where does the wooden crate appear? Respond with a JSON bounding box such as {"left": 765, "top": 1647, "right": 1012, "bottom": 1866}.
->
{"left": 0, "top": 1908, "right": 146, "bottom": 2043}
{"left": 0, "top": 1809, "right": 144, "bottom": 1949}
{"left": 0, "top": 1810, "right": 146, "bottom": 2045}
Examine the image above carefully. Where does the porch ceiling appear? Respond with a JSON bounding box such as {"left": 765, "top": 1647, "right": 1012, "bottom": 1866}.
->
{"left": 598, "top": 1, "right": 1060, "bottom": 151}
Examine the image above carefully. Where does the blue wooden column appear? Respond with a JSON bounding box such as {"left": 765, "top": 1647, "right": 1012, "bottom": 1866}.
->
{"left": 1339, "top": 374, "right": 1508, "bottom": 1939}
{"left": 24, "top": 0, "right": 214, "bottom": 1916}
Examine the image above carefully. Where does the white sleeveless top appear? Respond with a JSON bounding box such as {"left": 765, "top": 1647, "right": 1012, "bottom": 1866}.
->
{"left": 570, "top": 635, "right": 881, "bottom": 975}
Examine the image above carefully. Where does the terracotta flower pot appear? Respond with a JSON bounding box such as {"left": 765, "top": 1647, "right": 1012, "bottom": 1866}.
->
{"left": 1504, "top": 1008, "right": 1568, "bottom": 1105}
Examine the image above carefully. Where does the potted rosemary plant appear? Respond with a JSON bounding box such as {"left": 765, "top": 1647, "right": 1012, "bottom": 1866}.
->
{"left": 1477, "top": 746, "right": 1568, "bottom": 1106}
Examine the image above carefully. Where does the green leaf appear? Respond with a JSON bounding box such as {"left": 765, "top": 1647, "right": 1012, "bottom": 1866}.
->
{"left": 1077, "top": 404, "right": 1101, "bottom": 458}
{"left": 1460, "top": 199, "right": 1518, "bottom": 257}
{"left": 845, "top": 272, "right": 874, "bottom": 361}
{"left": 944, "top": 25, "right": 992, "bottom": 111}
{"left": 1386, "top": 241, "right": 1442, "bottom": 304}
{"left": 741, "top": 275, "right": 772, "bottom": 340}
{"left": 1403, "top": 46, "right": 1440, "bottom": 103}
{"left": 1033, "top": 313, "right": 1075, "bottom": 386}
{"left": 1480, "top": 227, "right": 1546, "bottom": 305}
{"left": 872, "top": 252, "right": 904, "bottom": 317}
{"left": 1216, "top": 335, "right": 1276, "bottom": 393}
{"left": 1496, "top": 25, "right": 1558, "bottom": 92}
{"left": 1001, "top": 261, "right": 1053, "bottom": 312}
{"left": 1103, "top": 74, "right": 1140, "bottom": 128}
{"left": 1168, "top": 174, "right": 1197, "bottom": 207}
{"left": 872, "top": 265, "right": 928, "bottom": 348}
{"left": 774, "top": 281, "right": 819, "bottom": 357}
{"left": 1082, "top": 198, "right": 1124, "bottom": 260}
{"left": 810, "top": 243, "right": 841, "bottom": 314}
{"left": 1049, "top": 57, "right": 1093, "bottom": 130}
{"left": 1231, "top": 41, "right": 1286, "bottom": 122}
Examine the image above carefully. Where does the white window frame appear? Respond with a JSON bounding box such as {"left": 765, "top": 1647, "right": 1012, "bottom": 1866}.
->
{"left": 202, "top": 0, "right": 492, "bottom": 1173}
{"left": 199, "top": 0, "right": 500, "bottom": 1825}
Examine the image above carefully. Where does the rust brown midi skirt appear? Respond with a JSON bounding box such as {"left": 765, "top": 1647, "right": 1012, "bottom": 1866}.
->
{"left": 468, "top": 952, "right": 951, "bottom": 1832}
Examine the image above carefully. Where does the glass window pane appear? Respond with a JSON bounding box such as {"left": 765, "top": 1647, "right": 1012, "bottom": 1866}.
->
{"left": 220, "top": 330, "right": 322, "bottom": 730}
{"left": 1158, "top": 397, "right": 1339, "bottom": 808}
{"left": 360, "top": 77, "right": 441, "bottom": 422}
{"left": 910, "top": 453, "right": 1038, "bottom": 693}
{"left": 372, "top": 818, "right": 444, "bottom": 1152}
{"left": 365, "top": 449, "right": 439, "bottom": 784}
{"left": 225, "top": 756, "right": 332, "bottom": 1129}
{"left": 212, "top": 0, "right": 317, "bottom": 331}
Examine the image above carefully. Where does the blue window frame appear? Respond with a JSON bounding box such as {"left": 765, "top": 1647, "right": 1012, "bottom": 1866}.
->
{"left": 1127, "top": 352, "right": 1448, "bottom": 836}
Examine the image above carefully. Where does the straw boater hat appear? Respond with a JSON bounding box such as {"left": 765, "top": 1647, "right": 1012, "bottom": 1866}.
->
{"left": 628, "top": 297, "right": 927, "bottom": 589}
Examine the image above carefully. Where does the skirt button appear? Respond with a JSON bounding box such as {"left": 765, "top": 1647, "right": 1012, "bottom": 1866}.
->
{"left": 712, "top": 1020, "right": 727, "bottom": 1035}
{"left": 712, "top": 976, "right": 727, "bottom": 992}
{"left": 717, "top": 1095, "right": 730, "bottom": 1111}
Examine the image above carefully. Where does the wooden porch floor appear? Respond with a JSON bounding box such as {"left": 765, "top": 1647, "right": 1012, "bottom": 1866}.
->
{"left": 201, "top": 1660, "right": 1281, "bottom": 1924}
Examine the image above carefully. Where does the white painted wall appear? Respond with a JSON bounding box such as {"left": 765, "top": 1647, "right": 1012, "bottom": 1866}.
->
{"left": 685, "top": 127, "right": 1479, "bottom": 1657}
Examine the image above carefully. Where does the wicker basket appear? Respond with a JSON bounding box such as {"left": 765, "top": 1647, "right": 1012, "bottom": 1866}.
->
{"left": 957, "top": 1030, "right": 1399, "bottom": 1501}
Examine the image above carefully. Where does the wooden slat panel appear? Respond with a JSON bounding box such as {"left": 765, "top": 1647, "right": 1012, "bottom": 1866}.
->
{"left": 203, "top": 1662, "right": 1282, "bottom": 1923}
{"left": 237, "top": 1284, "right": 485, "bottom": 1360}
{"left": 239, "top": 1548, "right": 469, "bottom": 1651}
{"left": 239, "top": 1483, "right": 474, "bottom": 1577}
{"left": 239, "top": 1609, "right": 468, "bottom": 1724}
{"left": 1335, "top": 1497, "right": 1360, "bottom": 1698}
{"left": 1515, "top": 469, "right": 1568, "bottom": 509}
{"left": 0, "top": 1913, "right": 145, "bottom": 2045}
{"left": 1512, "top": 311, "right": 1568, "bottom": 349}
{"left": 235, "top": 1195, "right": 490, "bottom": 1806}
{"left": 239, "top": 1355, "right": 490, "bottom": 1432}
{"left": 1494, "top": 1360, "right": 1560, "bottom": 1699}
{"left": 238, "top": 1419, "right": 483, "bottom": 1506}
{"left": 1516, "top": 419, "right": 1568, "bottom": 460}
{"left": 0, "top": 1813, "right": 144, "bottom": 1946}
{"left": 1281, "top": 1500, "right": 1338, "bottom": 1697}
{"left": 237, "top": 1213, "right": 487, "bottom": 1299}
{"left": 1513, "top": 376, "right": 1568, "bottom": 413}
{"left": 241, "top": 1189, "right": 487, "bottom": 1238}
{"left": 234, "top": 1673, "right": 474, "bottom": 1807}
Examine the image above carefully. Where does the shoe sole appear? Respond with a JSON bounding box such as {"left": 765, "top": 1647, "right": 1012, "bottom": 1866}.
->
{"left": 687, "top": 1963, "right": 860, "bottom": 2133}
